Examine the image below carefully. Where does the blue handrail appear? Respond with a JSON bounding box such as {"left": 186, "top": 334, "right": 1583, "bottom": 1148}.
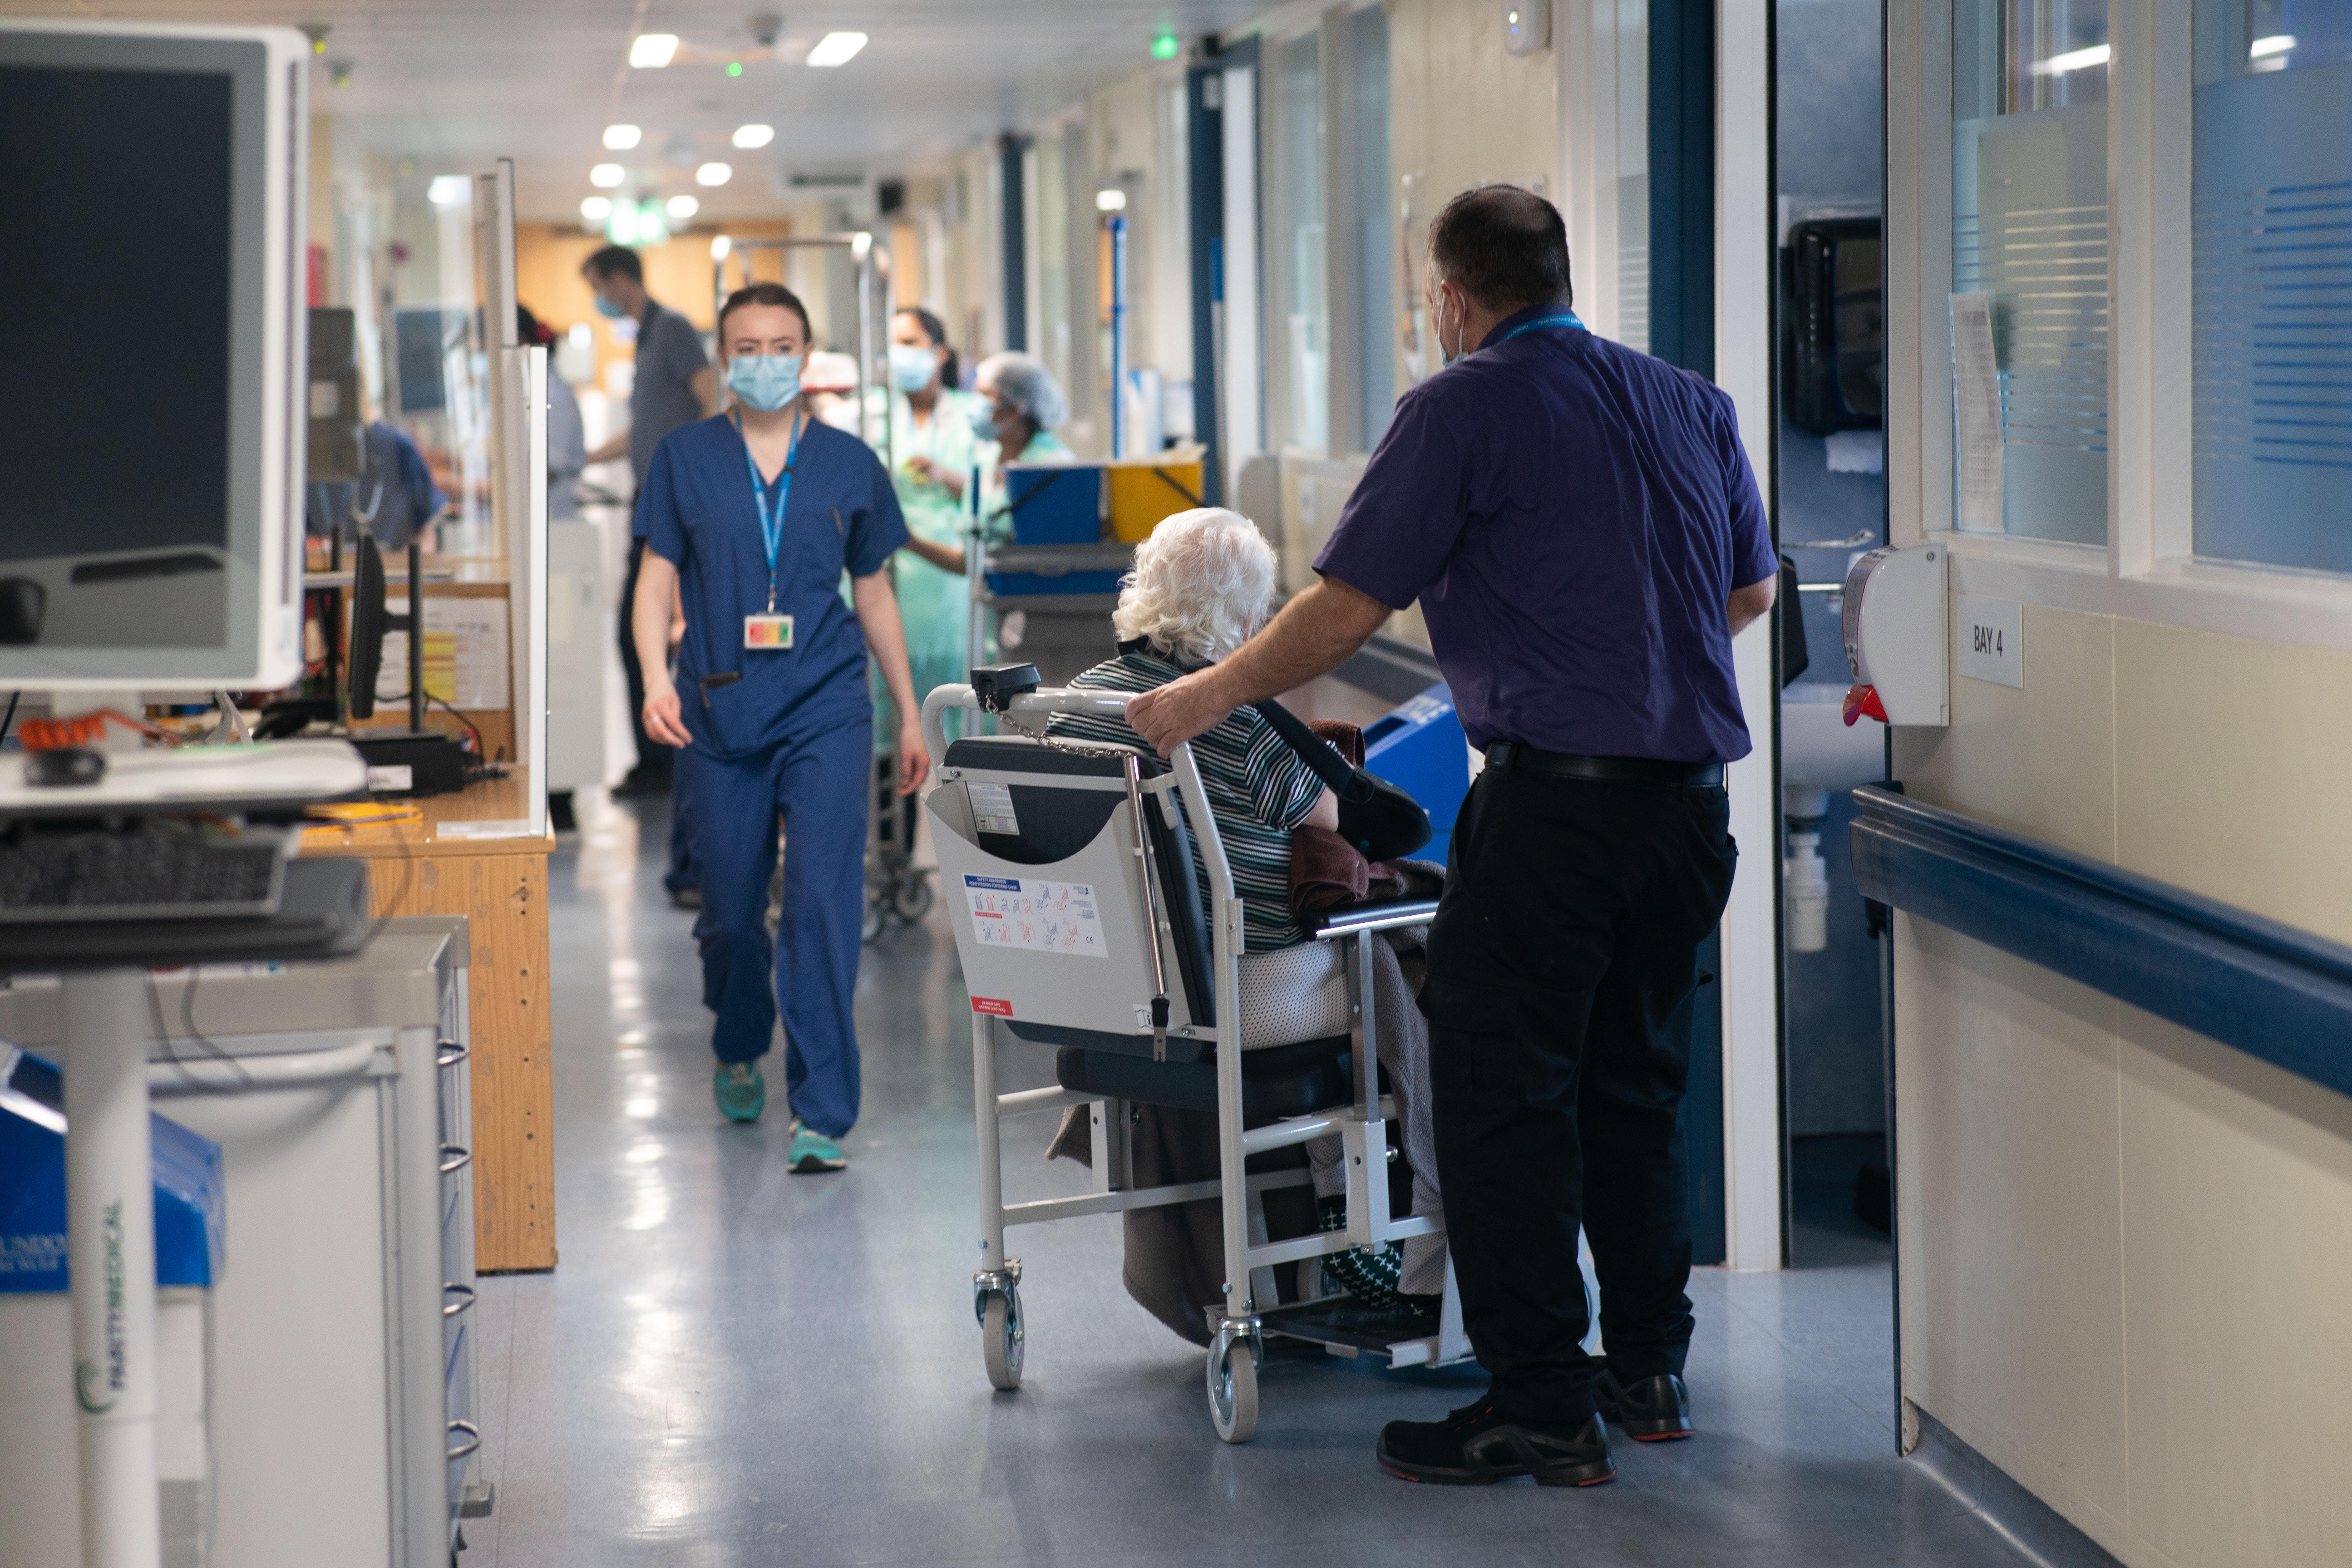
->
{"left": 1849, "top": 785, "right": 2352, "bottom": 1099}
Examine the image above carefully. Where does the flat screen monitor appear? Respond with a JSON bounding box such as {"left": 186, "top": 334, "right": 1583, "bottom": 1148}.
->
{"left": 0, "top": 21, "right": 309, "bottom": 689}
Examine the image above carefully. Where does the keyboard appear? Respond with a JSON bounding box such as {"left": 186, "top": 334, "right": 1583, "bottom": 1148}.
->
{"left": 0, "top": 828, "right": 289, "bottom": 923}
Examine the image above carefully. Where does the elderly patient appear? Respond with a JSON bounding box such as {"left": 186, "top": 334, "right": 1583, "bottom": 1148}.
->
{"left": 1046, "top": 507, "right": 1447, "bottom": 1326}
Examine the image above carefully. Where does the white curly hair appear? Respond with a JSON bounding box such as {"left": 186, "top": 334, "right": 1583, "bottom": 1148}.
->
{"left": 1111, "top": 507, "right": 1277, "bottom": 664}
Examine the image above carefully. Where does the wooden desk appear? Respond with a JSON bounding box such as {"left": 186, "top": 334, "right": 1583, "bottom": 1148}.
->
{"left": 305, "top": 775, "right": 556, "bottom": 1272}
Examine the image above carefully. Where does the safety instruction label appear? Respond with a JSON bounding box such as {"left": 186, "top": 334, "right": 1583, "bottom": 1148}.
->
{"left": 966, "top": 781, "right": 1020, "bottom": 836}
{"left": 963, "top": 874, "right": 1107, "bottom": 959}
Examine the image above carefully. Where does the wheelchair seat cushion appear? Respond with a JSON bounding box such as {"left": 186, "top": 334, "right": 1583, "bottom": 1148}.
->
{"left": 1234, "top": 940, "right": 1351, "bottom": 1050}
{"left": 1055, "top": 1035, "right": 1355, "bottom": 1121}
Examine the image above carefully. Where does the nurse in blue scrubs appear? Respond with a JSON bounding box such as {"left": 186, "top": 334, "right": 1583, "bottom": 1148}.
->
{"left": 631, "top": 281, "right": 930, "bottom": 1168}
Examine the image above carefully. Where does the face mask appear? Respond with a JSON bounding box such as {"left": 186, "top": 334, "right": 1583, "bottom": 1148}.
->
{"left": 889, "top": 343, "right": 939, "bottom": 395}
{"left": 593, "top": 292, "right": 626, "bottom": 320}
{"left": 968, "top": 402, "right": 1004, "bottom": 441}
{"left": 1434, "top": 286, "right": 1467, "bottom": 367}
{"left": 727, "top": 353, "right": 802, "bottom": 413}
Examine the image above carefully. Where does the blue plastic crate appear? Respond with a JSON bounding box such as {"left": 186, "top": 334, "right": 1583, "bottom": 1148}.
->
{"left": 0, "top": 1046, "right": 224, "bottom": 1293}
{"left": 1003, "top": 462, "right": 1103, "bottom": 545}
{"left": 1362, "top": 683, "right": 1470, "bottom": 865}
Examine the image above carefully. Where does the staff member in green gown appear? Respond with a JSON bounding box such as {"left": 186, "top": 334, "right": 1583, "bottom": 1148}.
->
{"left": 879, "top": 308, "right": 987, "bottom": 722}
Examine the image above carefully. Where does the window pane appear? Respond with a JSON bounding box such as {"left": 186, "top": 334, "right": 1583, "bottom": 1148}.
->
{"left": 1352, "top": 9, "right": 1395, "bottom": 450}
{"left": 1272, "top": 34, "right": 1327, "bottom": 452}
{"left": 2192, "top": 1, "right": 2352, "bottom": 572}
{"left": 1950, "top": 0, "right": 2110, "bottom": 543}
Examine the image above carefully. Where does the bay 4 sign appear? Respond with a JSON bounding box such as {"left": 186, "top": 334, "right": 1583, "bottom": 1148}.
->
{"left": 962, "top": 875, "right": 1108, "bottom": 958}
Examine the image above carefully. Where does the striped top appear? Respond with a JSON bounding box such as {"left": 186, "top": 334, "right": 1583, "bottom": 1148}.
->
{"left": 1048, "top": 649, "right": 1322, "bottom": 952}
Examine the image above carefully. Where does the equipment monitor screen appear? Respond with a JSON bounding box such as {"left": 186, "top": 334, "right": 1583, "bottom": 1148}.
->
{"left": 0, "top": 23, "right": 305, "bottom": 687}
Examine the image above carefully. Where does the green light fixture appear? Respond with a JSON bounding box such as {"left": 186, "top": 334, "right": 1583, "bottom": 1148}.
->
{"left": 1152, "top": 32, "right": 1179, "bottom": 61}
{"left": 726, "top": 60, "right": 744, "bottom": 77}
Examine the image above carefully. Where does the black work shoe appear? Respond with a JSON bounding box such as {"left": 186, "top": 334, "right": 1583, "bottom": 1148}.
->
{"left": 1598, "top": 1371, "right": 1695, "bottom": 1441}
{"left": 1375, "top": 1400, "right": 1615, "bottom": 1486}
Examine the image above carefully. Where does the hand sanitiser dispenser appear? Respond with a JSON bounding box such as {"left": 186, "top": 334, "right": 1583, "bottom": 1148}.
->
{"left": 1840, "top": 544, "right": 1948, "bottom": 728}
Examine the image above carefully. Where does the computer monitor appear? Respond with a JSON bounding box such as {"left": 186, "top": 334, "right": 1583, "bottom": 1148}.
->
{"left": 0, "top": 20, "right": 310, "bottom": 690}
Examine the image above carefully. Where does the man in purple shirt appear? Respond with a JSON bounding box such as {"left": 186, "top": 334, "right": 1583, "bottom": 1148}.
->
{"left": 1129, "top": 185, "right": 1777, "bottom": 1487}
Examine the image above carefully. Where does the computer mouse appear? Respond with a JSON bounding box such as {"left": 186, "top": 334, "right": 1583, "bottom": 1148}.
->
{"left": 0, "top": 577, "right": 44, "bottom": 645}
{"left": 25, "top": 747, "right": 106, "bottom": 787}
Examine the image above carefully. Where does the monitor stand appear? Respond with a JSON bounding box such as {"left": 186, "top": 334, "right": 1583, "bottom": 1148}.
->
{"left": 353, "top": 539, "right": 470, "bottom": 797}
{"left": 0, "top": 756, "right": 373, "bottom": 1568}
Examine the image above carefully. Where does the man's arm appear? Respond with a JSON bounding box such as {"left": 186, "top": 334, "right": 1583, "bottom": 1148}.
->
{"left": 586, "top": 429, "right": 630, "bottom": 465}
{"left": 1125, "top": 576, "right": 1393, "bottom": 756}
{"left": 1727, "top": 573, "right": 1777, "bottom": 637}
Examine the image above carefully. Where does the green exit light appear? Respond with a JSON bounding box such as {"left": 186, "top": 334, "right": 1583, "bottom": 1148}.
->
{"left": 1152, "top": 33, "right": 1179, "bottom": 60}
{"left": 726, "top": 60, "right": 744, "bottom": 77}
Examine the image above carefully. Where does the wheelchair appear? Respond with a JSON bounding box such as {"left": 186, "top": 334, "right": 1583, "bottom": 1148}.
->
{"left": 920, "top": 680, "right": 1472, "bottom": 1443}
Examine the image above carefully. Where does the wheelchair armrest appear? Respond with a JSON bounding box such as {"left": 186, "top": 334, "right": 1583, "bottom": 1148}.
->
{"left": 1311, "top": 896, "right": 1441, "bottom": 939}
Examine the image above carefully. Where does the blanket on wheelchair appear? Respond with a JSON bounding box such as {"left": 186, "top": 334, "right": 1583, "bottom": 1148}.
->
{"left": 1046, "top": 862, "right": 1448, "bottom": 1346}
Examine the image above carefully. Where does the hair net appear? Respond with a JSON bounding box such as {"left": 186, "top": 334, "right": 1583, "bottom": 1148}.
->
{"left": 976, "top": 351, "right": 1070, "bottom": 430}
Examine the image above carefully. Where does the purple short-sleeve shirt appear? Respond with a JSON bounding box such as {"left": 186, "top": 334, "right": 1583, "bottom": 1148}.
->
{"left": 1313, "top": 306, "right": 1776, "bottom": 765}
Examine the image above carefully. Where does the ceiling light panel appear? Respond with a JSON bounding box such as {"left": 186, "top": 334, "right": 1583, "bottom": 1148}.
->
{"left": 591, "top": 163, "right": 625, "bottom": 188}
{"left": 806, "top": 32, "right": 867, "bottom": 67}
{"left": 733, "top": 124, "right": 775, "bottom": 149}
{"left": 629, "top": 33, "right": 678, "bottom": 68}
{"left": 603, "top": 124, "right": 642, "bottom": 150}
{"left": 696, "top": 162, "right": 734, "bottom": 187}
{"left": 667, "top": 195, "right": 700, "bottom": 220}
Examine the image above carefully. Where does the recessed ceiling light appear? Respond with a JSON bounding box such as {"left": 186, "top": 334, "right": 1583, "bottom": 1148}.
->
{"left": 667, "top": 194, "right": 701, "bottom": 220}
{"left": 696, "top": 162, "right": 733, "bottom": 187}
{"left": 712, "top": 235, "right": 733, "bottom": 261}
{"left": 733, "top": 123, "right": 775, "bottom": 149}
{"left": 591, "top": 163, "right": 626, "bottom": 188}
{"left": 603, "top": 124, "right": 642, "bottom": 150}
{"left": 580, "top": 196, "right": 614, "bottom": 221}
{"left": 1094, "top": 188, "right": 1127, "bottom": 212}
{"left": 806, "top": 31, "right": 867, "bottom": 67}
{"left": 630, "top": 33, "right": 679, "bottom": 68}
{"left": 427, "top": 175, "right": 471, "bottom": 208}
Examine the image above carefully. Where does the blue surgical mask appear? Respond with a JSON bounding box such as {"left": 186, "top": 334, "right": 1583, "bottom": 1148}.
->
{"left": 727, "top": 353, "right": 802, "bottom": 413}
{"left": 968, "top": 402, "right": 1003, "bottom": 441}
{"left": 889, "top": 343, "right": 939, "bottom": 395}
{"left": 593, "top": 292, "right": 626, "bottom": 320}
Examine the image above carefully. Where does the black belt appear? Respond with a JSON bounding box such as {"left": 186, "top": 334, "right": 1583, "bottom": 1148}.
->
{"left": 1486, "top": 741, "right": 1723, "bottom": 788}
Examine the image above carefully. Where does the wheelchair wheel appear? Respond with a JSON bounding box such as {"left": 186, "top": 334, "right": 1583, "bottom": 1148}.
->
{"left": 982, "top": 1292, "right": 1024, "bottom": 1391}
{"left": 1207, "top": 1338, "right": 1258, "bottom": 1443}
{"left": 860, "top": 898, "right": 886, "bottom": 945}
{"left": 891, "top": 873, "right": 933, "bottom": 923}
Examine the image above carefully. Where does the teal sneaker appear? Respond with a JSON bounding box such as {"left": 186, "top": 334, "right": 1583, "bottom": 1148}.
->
{"left": 714, "top": 1062, "right": 765, "bottom": 1123}
{"left": 787, "top": 1120, "right": 847, "bottom": 1173}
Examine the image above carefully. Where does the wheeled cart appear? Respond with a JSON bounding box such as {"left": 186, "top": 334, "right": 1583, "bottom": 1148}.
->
{"left": 920, "top": 682, "right": 1472, "bottom": 1443}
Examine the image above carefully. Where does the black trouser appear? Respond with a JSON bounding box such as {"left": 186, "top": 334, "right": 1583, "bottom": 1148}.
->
{"left": 1420, "top": 759, "right": 1737, "bottom": 1423}
{"left": 618, "top": 536, "right": 672, "bottom": 787}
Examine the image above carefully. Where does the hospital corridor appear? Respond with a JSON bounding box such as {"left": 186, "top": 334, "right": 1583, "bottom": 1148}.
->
{"left": 3, "top": 3, "right": 2351, "bottom": 1567}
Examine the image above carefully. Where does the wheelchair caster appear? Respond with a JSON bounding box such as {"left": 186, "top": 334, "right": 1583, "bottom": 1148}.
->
{"left": 975, "top": 1266, "right": 1024, "bottom": 1391}
{"left": 861, "top": 899, "right": 886, "bottom": 945}
{"left": 1206, "top": 1317, "right": 1261, "bottom": 1443}
{"left": 892, "top": 873, "right": 933, "bottom": 923}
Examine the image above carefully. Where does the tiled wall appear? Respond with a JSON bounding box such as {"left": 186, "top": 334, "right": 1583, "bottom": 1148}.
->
{"left": 1890, "top": 600, "right": 2352, "bottom": 1566}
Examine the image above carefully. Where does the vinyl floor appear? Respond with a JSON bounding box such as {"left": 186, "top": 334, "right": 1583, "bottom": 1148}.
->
{"left": 458, "top": 791, "right": 2038, "bottom": 1568}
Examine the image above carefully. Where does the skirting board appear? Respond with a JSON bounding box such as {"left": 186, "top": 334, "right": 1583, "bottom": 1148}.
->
{"left": 1908, "top": 1404, "right": 2125, "bottom": 1568}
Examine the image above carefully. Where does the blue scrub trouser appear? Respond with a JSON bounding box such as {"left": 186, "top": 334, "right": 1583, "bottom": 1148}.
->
{"left": 689, "top": 716, "right": 869, "bottom": 1136}
{"left": 664, "top": 750, "right": 699, "bottom": 895}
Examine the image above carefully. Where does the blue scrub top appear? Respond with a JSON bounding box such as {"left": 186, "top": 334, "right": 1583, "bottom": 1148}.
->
{"left": 640, "top": 412, "right": 908, "bottom": 761}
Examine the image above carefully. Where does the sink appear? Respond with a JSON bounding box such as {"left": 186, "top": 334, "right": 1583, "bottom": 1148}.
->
{"left": 1780, "top": 681, "right": 1887, "bottom": 791}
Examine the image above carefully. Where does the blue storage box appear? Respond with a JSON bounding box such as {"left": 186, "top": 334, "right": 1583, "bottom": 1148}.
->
{"left": 1003, "top": 462, "right": 1104, "bottom": 545}
{"left": 983, "top": 568, "right": 1128, "bottom": 597}
{"left": 0, "top": 1046, "right": 224, "bottom": 1293}
{"left": 1363, "top": 683, "right": 1471, "bottom": 865}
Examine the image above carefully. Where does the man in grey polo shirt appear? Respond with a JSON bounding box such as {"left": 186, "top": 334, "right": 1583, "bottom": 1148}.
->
{"left": 581, "top": 245, "right": 716, "bottom": 812}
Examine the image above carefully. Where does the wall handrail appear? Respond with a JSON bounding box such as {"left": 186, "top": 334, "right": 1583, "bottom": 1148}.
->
{"left": 1849, "top": 785, "right": 2352, "bottom": 1100}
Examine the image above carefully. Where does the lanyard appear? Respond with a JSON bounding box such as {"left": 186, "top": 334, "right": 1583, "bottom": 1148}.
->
{"left": 1500, "top": 310, "right": 1586, "bottom": 342}
{"left": 736, "top": 409, "right": 807, "bottom": 613}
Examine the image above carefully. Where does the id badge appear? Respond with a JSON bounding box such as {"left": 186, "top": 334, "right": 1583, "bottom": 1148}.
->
{"left": 743, "top": 614, "right": 793, "bottom": 650}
